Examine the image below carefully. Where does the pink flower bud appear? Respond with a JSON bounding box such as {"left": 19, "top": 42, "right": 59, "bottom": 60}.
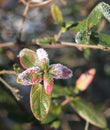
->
{"left": 43, "top": 73, "right": 53, "bottom": 94}
{"left": 75, "top": 68, "right": 96, "bottom": 91}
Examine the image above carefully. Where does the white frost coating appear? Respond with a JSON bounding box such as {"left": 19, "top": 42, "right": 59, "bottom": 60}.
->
{"left": 100, "top": 2, "right": 110, "bottom": 22}
{"left": 50, "top": 63, "right": 73, "bottom": 79}
{"left": 37, "top": 48, "right": 49, "bottom": 62}
{"left": 18, "top": 66, "right": 41, "bottom": 85}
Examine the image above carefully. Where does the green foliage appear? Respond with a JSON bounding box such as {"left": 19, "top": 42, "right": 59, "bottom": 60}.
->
{"left": 17, "top": 48, "right": 73, "bottom": 121}
{"left": 70, "top": 98, "right": 107, "bottom": 129}
{"left": 16, "top": 46, "right": 108, "bottom": 129}
{"left": 87, "top": 5, "right": 102, "bottom": 30}
{"left": 51, "top": 5, "right": 64, "bottom": 26}
{"left": 30, "top": 84, "right": 51, "bottom": 121}
{"left": 91, "top": 33, "right": 110, "bottom": 47}
{"left": 50, "top": 2, "right": 110, "bottom": 49}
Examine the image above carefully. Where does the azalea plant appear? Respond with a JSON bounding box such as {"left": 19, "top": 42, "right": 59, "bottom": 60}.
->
{"left": 16, "top": 48, "right": 107, "bottom": 129}
{"left": 17, "top": 48, "right": 72, "bottom": 120}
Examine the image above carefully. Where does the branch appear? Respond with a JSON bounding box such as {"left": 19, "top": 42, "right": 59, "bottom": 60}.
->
{"left": 85, "top": 121, "right": 89, "bottom": 130}
{"left": 35, "top": 41, "right": 110, "bottom": 51}
{"left": 0, "top": 40, "right": 110, "bottom": 51}
{"left": 0, "top": 70, "right": 16, "bottom": 75}
{"left": 18, "top": 0, "right": 30, "bottom": 40}
{"left": 0, "top": 77, "right": 21, "bottom": 101}
{"left": 60, "top": 41, "right": 110, "bottom": 51}
{"left": 20, "top": 0, "right": 54, "bottom": 8}
{"left": 0, "top": 42, "right": 15, "bottom": 48}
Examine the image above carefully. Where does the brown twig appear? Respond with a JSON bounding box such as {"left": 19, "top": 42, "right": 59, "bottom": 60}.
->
{"left": 0, "top": 42, "right": 15, "bottom": 48}
{"left": 20, "top": 0, "right": 54, "bottom": 8}
{"left": 60, "top": 41, "right": 110, "bottom": 51}
{"left": 35, "top": 41, "right": 110, "bottom": 51}
{"left": 0, "top": 40, "right": 110, "bottom": 51}
{"left": 0, "top": 77, "right": 21, "bottom": 101}
{"left": 0, "top": 70, "right": 16, "bottom": 75}
{"left": 85, "top": 121, "right": 89, "bottom": 130}
{"left": 54, "top": 30, "right": 63, "bottom": 42}
{"left": 61, "top": 98, "right": 70, "bottom": 106}
{"left": 18, "top": 1, "right": 31, "bottom": 40}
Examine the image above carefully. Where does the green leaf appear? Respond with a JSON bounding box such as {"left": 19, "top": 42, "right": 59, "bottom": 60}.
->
{"left": 73, "top": 19, "right": 87, "bottom": 32}
{"left": 70, "top": 98, "right": 107, "bottom": 129}
{"left": 30, "top": 83, "right": 52, "bottom": 121}
{"left": 42, "top": 100, "right": 61, "bottom": 124}
{"left": 97, "top": 33, "right": 110, "bottom": 47}
{"left": 91, "top": 33, "right": 110, "bottom": 47}
{"left": 51, "top": 5, "right": 64, "bottom": 26}
{"left": 87, "top": 5, "right": 102, "bottom": 30}
{"left": 19, "top": 48, "right": 38, "bottom": 69}
{"left": 37, "top": 37, "right": 55, "bottom": 45}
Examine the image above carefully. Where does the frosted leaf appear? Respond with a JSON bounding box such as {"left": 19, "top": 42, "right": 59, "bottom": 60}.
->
{"left": 17, "top": 67, "right": 42, "bottom": 85}
{"left": 36, "top": 48, "right": 49, "bottom": 70}
{"left": 37, "top": 48, "right": 49, "bottom": 62}
{"left": 100, "top": 2, "right": 110, "bottom": 22}
{"left": 49, "top": 64, "right": 73, "bottom": 79}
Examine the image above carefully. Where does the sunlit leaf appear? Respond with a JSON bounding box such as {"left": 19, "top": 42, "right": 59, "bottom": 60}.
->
{"left": 51, "top": 5, "right": 64, "bottom": 26}
{"left": 30, "top": 83, "right": 52, "bottom": 121}
{"left": 70, "top": 98, "right": 107, "bottom": 129}
{"left": 19, "top": 48, "right": 38, "bottom": 69}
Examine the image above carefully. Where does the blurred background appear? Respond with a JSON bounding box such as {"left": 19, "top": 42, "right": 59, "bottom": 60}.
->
{"left": 0, "top": 0, "right": 110, "bottom": 130}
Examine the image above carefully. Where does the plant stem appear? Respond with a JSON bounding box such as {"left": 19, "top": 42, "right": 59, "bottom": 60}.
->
{"left": 60, "top": 41, "right": 110, "bottom": 51}
{"left": 54, "top": 30, "right": 63, "bottom": 41}
{"left": 85, "top": 121, "right": 89, "bottom": 130}
{"left": 0, "top": 41, "right": 110, "bottom": 51}
{"left": 20, "top": 0, "right": 54, "bottom": 8}
{"left": 18, "top": 0, "right": 30, "bottom": 40}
